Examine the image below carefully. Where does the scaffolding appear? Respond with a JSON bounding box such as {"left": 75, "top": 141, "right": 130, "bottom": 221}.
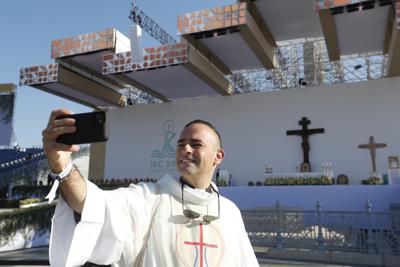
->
{"left": 228, "top": 39, "right": 387, "bottom": 94}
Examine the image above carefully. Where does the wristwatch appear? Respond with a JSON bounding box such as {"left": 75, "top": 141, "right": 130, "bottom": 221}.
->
{"left": 49, "top": 160, "right": 73, "bottom": 182}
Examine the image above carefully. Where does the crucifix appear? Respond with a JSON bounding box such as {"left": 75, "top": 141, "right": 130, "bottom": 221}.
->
{"left": 358, "top": 136, "right": 387, "bottom": 176}
{"left": 286, "top": 117, "right": 325, "bottom": 172}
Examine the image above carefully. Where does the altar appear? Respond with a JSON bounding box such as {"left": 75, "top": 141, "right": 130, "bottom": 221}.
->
{"left": 219, "top": 184, "right": 400, "bottom": 212}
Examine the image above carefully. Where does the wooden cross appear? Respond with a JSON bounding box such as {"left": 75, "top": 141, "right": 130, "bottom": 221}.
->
{"left": 358, "top": 136, "right": 387, "bottom": 176}
{"left": 287, "top": 117, "right": 325, "bottom": 172}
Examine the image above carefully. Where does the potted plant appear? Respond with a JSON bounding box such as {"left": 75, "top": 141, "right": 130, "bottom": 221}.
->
{"left": 362, "top": 176, "right": 382, "bottom": 185}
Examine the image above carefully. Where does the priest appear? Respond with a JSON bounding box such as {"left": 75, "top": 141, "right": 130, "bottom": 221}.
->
{"left": 42, "top": 109, "right": 259, "bottom": 266}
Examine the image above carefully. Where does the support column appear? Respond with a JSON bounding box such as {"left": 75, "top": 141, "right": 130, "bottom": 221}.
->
{"left": 89, "top": 142, "right": 106, "bottom": 180}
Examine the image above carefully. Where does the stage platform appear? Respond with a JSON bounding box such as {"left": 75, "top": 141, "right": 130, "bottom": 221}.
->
{"left": 103, "top": 42, "right": 232, "bottom": 101}
{"left": 240, "top": 0, "right": 323, "bottom": 42}
{"left": 171, "top": 0, "right": 400, "bottom": 78}
{"left": 20, "top": 29, "right": 131, "bottom": 108}
{"left": 219, "top": 184, "right": 400, "bottom": 212}
{"left": 317, "top": 0, "right": 395, "bottom": 61}
{"left": 178, "top": 2, "right": 275, "bottom": 72}
{"left": 51, "top": 28, "right": 130, "bottom": 69}
{"left": 20, "top": 2, "right": 400, "bottom": 107}
{"left": 19, "top": 63, "right": 126, "bottom": 108}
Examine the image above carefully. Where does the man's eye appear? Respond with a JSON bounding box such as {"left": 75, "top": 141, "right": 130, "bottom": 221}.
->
{"left": 192, "top": 144, "right": 203, "bottom": 147}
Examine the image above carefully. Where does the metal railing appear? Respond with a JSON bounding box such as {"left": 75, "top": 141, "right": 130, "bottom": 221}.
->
{"left": 243, "top": 200, "right": 400, "bottom": 256}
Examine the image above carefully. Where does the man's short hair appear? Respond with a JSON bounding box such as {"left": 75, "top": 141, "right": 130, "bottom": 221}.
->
{"left": 184, "top": 119, "right": 222, "bottom": 148}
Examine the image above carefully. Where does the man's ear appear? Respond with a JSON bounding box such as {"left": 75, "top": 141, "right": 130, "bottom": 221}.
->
{"left": 214, "top": 148, "right": 225, "bottom": 166}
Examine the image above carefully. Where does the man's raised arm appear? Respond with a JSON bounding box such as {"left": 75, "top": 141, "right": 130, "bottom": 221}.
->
{"left": 42, "top": 109, "right": 86, "bottom": 214}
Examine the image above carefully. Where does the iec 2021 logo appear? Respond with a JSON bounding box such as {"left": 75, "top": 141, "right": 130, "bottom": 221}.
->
{"left": 150, "top": 120, "right": 177, "bottom": 172}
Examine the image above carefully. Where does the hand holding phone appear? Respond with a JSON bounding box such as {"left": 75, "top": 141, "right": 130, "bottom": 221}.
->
{"left": 56, "top": 111, "right": 108, "bottom": 145}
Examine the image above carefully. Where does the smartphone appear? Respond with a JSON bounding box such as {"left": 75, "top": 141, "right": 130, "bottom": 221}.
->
{"left": 56, "top": 111, "right": 108, "bottom": 145}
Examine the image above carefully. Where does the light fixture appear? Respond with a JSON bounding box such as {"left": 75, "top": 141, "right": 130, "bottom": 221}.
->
{"left": 347, "top": 3, "right": 361, "bottom": 13}
{"left": 361, "top": 0, "right": 375, "bottom": 10}
{"left": 379, "top": 0, "right": 393, "bottom": 7}
{"left": 330, "top": 0, "right": 390, "bottom": 15}
{"left": 330, "top": 6, "right": 344, "bottom": 15}
{"left": 299, "top": 78, "right": 308, "bottom": 86}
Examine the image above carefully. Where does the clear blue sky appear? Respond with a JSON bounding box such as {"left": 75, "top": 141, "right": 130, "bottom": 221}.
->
{"left": 0, "top": 0, "right": 233, "bottom": 147}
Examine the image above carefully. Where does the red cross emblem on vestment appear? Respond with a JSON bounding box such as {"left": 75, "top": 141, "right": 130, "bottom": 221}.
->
{"left": 176, "top": 223, "right": 224, "bottom": 267}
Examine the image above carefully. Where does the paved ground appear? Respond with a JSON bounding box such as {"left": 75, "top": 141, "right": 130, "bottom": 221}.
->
{"left": 0, "top": 246, "right": 353, "bottom": 266}
{"left": 0, "top": 247, "right": 49, "bottom": 266}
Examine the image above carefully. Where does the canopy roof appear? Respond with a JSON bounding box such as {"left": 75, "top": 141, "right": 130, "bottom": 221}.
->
{"left": 20, "top": 0, "right": 400, "bottom": 108}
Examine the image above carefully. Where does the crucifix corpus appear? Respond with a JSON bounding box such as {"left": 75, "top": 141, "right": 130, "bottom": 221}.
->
{"left": 358, "top": 136, "right": 387, "bottom": 176}
{"left": 286, "top": 117, "right": 325, "bottom": 172}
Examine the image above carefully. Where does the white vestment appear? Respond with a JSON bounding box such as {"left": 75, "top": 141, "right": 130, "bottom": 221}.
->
{"left": 50, "top": 175, "right": 259, "bottom": 266}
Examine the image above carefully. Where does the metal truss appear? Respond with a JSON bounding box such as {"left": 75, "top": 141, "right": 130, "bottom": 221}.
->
{"left": 122, "top": 2, "right": 178, "bottom": 105}
{"left": 129, "top": 3, "right": 177, "bottom": 46}
{"left": 121, "top": 87, "right": 162, "bottom": 106}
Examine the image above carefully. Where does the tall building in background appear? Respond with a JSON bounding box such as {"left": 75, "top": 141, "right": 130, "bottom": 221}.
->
{"left": 0, "top": 83, "right": 17, "bottom": 147}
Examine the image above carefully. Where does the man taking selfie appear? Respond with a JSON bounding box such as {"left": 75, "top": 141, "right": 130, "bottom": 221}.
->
{"left": 43, "top": 109, "right": 259, "bottom": 266}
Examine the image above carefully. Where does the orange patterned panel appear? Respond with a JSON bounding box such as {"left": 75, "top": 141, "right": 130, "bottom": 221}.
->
{"left": 19, "top": 64, "right": 59, "bottom": 86}
{"left": 103, "top": 43, "right": 189, "bottom": 75}
{"left": 177, "top": 2, "right": 247, "bottom": 35}
{"left": 51, "top": 29, "right": 114, "bottom": 59}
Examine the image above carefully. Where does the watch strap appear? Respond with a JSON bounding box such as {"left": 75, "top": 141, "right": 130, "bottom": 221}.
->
{"left": 45, "top": 160, "right": 73, "bottom": 203}
{"left": 49, "top": 160, "right": 73, "bottom": 181}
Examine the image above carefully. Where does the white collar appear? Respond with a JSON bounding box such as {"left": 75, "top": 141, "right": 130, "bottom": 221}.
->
{"left": 158, "top": 174, "right": 218, "bottom": 205}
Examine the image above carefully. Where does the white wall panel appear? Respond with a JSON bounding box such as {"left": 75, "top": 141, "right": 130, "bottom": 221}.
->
{"left": 105, "top": 77, "right": 400, "bottom": 185}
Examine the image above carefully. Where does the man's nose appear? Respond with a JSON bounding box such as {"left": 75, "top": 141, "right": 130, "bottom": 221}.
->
{"left": 183, "top": 144, "right": 193, "bottom": 153}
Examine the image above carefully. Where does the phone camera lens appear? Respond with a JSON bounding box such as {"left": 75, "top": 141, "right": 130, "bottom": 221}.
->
{"left": 95, "top": 113, "right": 105, "bottom": 124}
